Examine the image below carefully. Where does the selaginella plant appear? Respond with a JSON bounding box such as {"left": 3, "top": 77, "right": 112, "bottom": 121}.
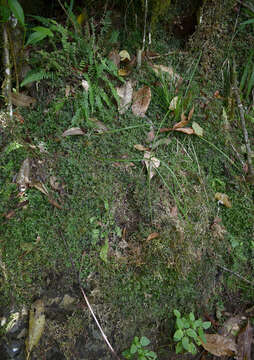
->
{"left": 173, "top": 309, "right": 211, "bottom": 355}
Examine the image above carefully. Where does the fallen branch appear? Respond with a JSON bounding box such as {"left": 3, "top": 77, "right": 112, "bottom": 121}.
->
{"left": 218, "top": 264, "right": 254, "bottom": 286}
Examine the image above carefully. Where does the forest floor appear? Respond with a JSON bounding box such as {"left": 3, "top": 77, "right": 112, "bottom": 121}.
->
{"left": 0, "top": 1, "right": 254, "bottom": 359}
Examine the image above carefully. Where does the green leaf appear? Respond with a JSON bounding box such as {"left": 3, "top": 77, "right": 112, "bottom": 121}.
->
{"left": 175, "top": 341, "right": 183, "bottom": 354}
{"left": 186, "top": 328, "right": 197, "bottom": 339}
{"left": 173, "top": 309, "right": 181, "bottom": 318}
{"left": 181, "top": 336, "right": 190, "bottom": 351}
{"left": 202, "top": 321, "right": 211, "bottom": 330}
{"left": 189, "top": 312, "right": 195, "bottom": 322}
{"left": 0, "top": 5, "right": 11, "bottom": 23}
{"left": 198, "top": 327, "right": 206, "bottom": 344}
{"left": 182, "top": 317, "right": 190, "bottom": 328}
{"left": 173, "top": 329, "right": 183, "bottom": 341}
{"left": 122, "top": 350, "right": 131, "bottom": 359}
{"left": 140, "top": 336, "right": 150, "bottom": 347}
{"left": 99, "top": 238, "right": 109, "bottom": 263}
{"left": 193, "top": 319, "right": 202, "bottom": 329}
{"left": 147, "top": 351, "right": 157, "bottom": 359}
{"left": 130, "top": 344, "right": 137, "bottom": 354}
{"left": 189, "top": 342, "right": 197, "bottom": 355}
{"left": 26, "top": 27, "right": 54, "bottom": 46}
{"left": 241, "top": 19, "right": 254, "bottom": 27}
{"left": 20, "top": 71, "right": 46, "bottom": 87}
{"left": 8, "top": 0, "right": 24, "bottom": 26}
{"left": 176, "top": 318, "right": 184, "bottom": 329}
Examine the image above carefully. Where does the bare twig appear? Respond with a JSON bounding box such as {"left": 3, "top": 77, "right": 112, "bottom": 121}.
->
{"left": 217, "top": 264, "right": 254, "bottom": 286}
{"left": 232, "top": 60, "right": 254, "bottom": 176}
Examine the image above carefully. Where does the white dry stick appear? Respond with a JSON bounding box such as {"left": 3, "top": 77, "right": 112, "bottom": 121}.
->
{"left": 3, "top": 24, "right": 13, "bottom": 123}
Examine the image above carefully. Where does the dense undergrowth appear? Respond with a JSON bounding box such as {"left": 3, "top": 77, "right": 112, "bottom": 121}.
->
{"left": 0, "top": 0, "right": 254, "bottom": 358}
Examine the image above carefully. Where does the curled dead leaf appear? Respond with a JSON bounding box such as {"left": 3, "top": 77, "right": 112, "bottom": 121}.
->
{"left": 88, "top": 118, "right": 108, "bottom": 133}
{"left": 192, "top": 121, "right": 204, "bottom": 137}
{"left": 132, "top": 86, "right": 151, "bottom": 117}
{"left": 134, "top": 144, "right": 149, "bottom": 151}
{"left": 151, "top": 64, "right": 181, "bottom": 82}
{"left": 169, "top": 96, "right": 179, "bottom": 110}
{"left": 144, "top": 151, "right": 160, "bottom": 179}
{"left": 146, "top": 232, "right": 159, "bottom": 241}
{"left": 174, "top": 127, "right": 194, "bottom": 135}
{"left": 215, "top": 193, "right": 232, "bottom": 208}
{"left": 62, "top": 127, "right": 85, "bottom": 137}
{"left": 119, "top": 50, "right": 131, "bottom": 61}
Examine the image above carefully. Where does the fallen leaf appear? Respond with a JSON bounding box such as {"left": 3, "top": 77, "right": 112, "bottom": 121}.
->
{"left": 88, "top": 117, "right": 108, "bottom": 133}
{"left": 116, "top": 80, "right": 133, "bottom": 114}
{"left": 132, "top": 86, "right": 151, "bottom": 117}
{"left": 237, "top": 320, "right": 253, "bottom": 360}
{"left": 108, "top": 50, "right": 121, "bottom": 67}
{"left": 210, "top": 217, "right": 227, "bottom": 239}
{"left": 134, "top": 144, "right": 149, "bottom": 151}
{"left": 192, "top": 121, "right": 204, "bottom": 136}
{"left": 26, "top": 299, "right": 45, "bottom": 359}
{"left": 201, "top": 334, "right": 237, "bottom": 357}
{"left": 215, "top": 193, "right": 232, "bottom": 208}
{"left": 144, "top": 151, "right": 160, "bottom": 179}
{"left": 174, "top": 127, "right": 194, "bottom": 135}
{"left": 48, "top": 197, "right": 62, "bottom": 210}
{"left": 188, "top": 106, "right": 195, "bottom": 121}
{"left": 169, "top": 96, "right": 179, "bottom": 110}
{"left": 118, "top": 68, "right": 129, "bottom": 76}
{"left": 31, "top": 181, "right": 48, "bottom": 196}
{"left": 16, "top": 158, "right": 31, "bottom": 192}
{"left": 151, "top": 64, "right": 181, "bottom": 82}
{"left": 62, "top": 127, "right": 85, "bottom": 137}
{"left": 11, "top": 92, "right": 36, "bottom": 107}
{"left": 146, "top": 232, "right": 159, "bottom": 241}
{"left": 119, "top": 50, "right": 131, "bottom": 61}
{"left": 81, "top": 79, "right": 89, "bottom": 91}
{"left": 173, "top": 112, "right": 188, "bottom": 129}
{"left": 50, "top": 176, "right": 61, "bottom": 191}
{"left": 14, "top": 111, "right": 25, "bottom": 124}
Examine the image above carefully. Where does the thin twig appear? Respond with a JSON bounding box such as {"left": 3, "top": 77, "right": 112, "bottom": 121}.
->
{"left": 58, "top": 228, "right": 121, "bottom": 360}
{"left": 217, "top": 264, "right": 254, "bottom": 286}
{"left": 232, "top": 60, "right": 254, "bottom": 176}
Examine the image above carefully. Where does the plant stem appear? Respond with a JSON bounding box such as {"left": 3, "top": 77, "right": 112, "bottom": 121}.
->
{"left": 232, "top": 59, "right": 254, "bottom": 176}
{"left": 2, "top": 23, "right": 13, "bottom": 123}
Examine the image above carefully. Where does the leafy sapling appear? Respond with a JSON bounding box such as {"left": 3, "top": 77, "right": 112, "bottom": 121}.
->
{"left": 122, "top": 336, "right": 157, "bottom": 360}
{"left": 173, "top": 309, "right": 211, "bottom": 355}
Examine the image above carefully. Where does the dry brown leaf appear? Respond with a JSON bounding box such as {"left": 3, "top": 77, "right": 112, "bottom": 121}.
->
{"left": 26, "top": 299, "right": 45, "bottom": 359}
{"left": 14, "top": 111, "right": 25, "bottom": 124}
{"left": 215, "top": 193, "right": 232, "bottom": 208}
{"left": 116, "top": 81, "right": 133, "bottom": 114}
{"left": 134, "top": 144, "right": 149, "bottom": 151}
{"left": 16, "top": 158, "right": 31, "bottom": 192}
{"left": 132, "top": 86, "right": 151, "bottom": 117}
{"left": 62, "top": 127, "right": 85, "bottom": 137}
{"left": 108, "top": 50, "right": 121, "bottom": 67}
{"left": 173, "top": 112, "right": 188, "bottom": 129}
{"left": 144, "top": 151, "right": 160, "bottom": 179}
{"left": 146, "top": 232, "right": 159, "bottom": 241}
{"left": 210, "top": 217, "right": 227, "bottom": 239}
{"left": 48, "top": 197, "right": 62, "bottom": 210}
{"left": 188, "top": 106, "right": 195, "bottom": 121}
{"left": 174, "top": 127, "right": 195, "bottom": 135}
{"left": 237, "top": 320, "right": 253, "bottom": 360}
{"left": 11, "top": 92, "right": 36, "bottom": 107}
{"left": 65, "top": 84, "right": 71, "bottom": 97}
{"left": 201, "top": 334, "right": 237, "bottom": 357}
{"left": 89, "top": 117, "right": 108, "bottom": 133}
{"left": 170, "top": 206, "right": 178, "bottom": 218}
{"left": 151, "top": 64, "right": 181, "bottom": 82}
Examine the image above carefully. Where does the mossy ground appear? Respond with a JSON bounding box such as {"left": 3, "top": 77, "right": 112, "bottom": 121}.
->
{"left": 0, "top": 1, "right": 254, "bottom": 358}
